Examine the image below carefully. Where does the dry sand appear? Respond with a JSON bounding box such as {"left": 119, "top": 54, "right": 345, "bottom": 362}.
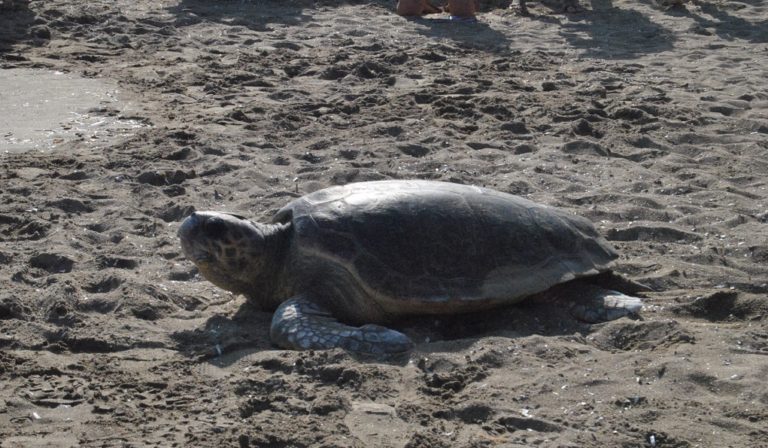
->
{"left": 1, "top": 0, "right": 768, "bottom": 446}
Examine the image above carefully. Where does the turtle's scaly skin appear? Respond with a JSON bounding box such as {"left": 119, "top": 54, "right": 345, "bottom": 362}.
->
{"left": 270, "top": 296, "right": 414, "bottom": 359}
{"left": 179, "top": 180, "right": 641, "bottom": 360}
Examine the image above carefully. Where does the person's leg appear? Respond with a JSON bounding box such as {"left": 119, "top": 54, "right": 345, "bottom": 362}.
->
{"left": 397, "top": 0, "right": 424, "bottom": 16}
{"left": 397, "top": 0, "right": 441, "bottom": 16}
{"left": 447, "top": 0, "right": 477, "bottom": 18}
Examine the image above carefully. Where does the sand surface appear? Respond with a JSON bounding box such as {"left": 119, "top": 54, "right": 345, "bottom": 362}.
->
{"left": 0, "top": 68, "right": 147, "bottom": 153}
{"left": 1, "top": 0, "right": 767, "bottom": 446}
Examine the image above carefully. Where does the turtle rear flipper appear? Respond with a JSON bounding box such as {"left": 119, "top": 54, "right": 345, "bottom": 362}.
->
{"left": 569, "top": 287, "right": 643, "bottom": 323}
{"left": 270, "top": 296, "right": 414, "bottom": 362}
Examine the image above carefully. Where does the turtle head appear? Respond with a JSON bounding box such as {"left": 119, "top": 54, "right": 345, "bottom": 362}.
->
{"left": 178, "top": 211, "right": 272, "bottom": 297}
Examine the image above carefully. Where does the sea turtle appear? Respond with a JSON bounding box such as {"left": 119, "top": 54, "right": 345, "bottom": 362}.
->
{"left": 178, "top": 180, "right": 643, "bottom": 361}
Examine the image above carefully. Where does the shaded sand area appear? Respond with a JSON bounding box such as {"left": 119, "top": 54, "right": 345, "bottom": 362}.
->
{"left": 1, "top": 0, "right": 767, "bottom": 446}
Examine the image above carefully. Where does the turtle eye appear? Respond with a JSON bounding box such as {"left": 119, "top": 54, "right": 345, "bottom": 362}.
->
{"left": 203, "top": 219, "right": 228, "bottom": 238}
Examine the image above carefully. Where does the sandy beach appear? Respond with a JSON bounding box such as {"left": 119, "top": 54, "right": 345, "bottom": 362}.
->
{"left": 1, "top": 0, "right": 767, "bottom": 446}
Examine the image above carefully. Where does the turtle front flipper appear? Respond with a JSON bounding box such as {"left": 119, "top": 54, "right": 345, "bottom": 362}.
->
{"left": 569, "top": 286, "right": 643, "bottom": 323}
{"left": 270, "top": 296, "right": 414, "bottom": 361}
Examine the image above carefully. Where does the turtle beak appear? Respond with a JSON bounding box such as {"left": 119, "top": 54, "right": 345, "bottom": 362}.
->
{"left": 192, "top": 253, "right": 212, "bottom": 264}
{"left": 178, "top": 212, "right": 211, "bottom": 263}
{"left": 178, "top": 211, "right": 200, "bottom": 240}
{"left": 176, "top": 212, "right": 203, "bottom": 247}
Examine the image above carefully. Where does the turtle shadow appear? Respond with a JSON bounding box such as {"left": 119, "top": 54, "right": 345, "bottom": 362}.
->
{"left": 170, "top": 303, "right": 276, "bottom": 367}
{"left": 170, "top": 303, "right": 418, "bottom": 367}
{"left": 405, "top": 272, "right": 649, "bottom": 353}
{"left": 170, "top": 296, "right": 594, "bottom": 367}
{"left": 401, "top": 297, "right": 592, "bottom": 355}
{"left": 171, "top": 273, "right": 647, "bottom": 366}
